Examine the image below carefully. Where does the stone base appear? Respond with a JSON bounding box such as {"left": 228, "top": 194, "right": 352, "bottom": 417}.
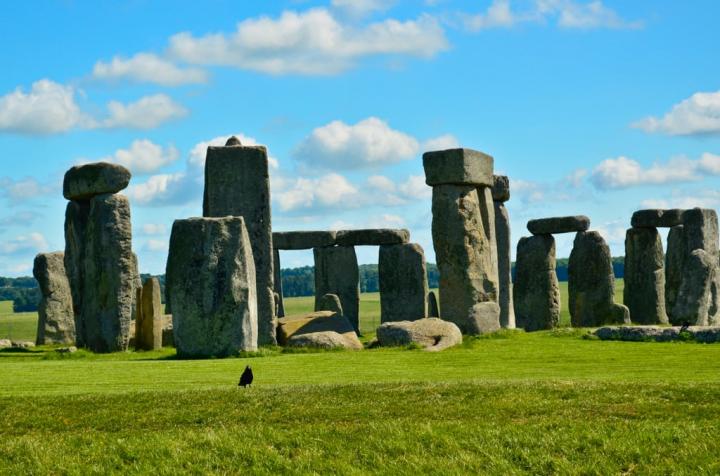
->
{"left": 594, "top": 326, "right": 720, "bottom": 343}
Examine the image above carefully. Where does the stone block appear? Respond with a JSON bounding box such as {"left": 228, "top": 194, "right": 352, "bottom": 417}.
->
{"left": 513, "top": 235, "right": 560, "bottom": 331}
{"left": 631, "top": 209, "right": 683, "bottom": 228}
{"left": 313, "top": 246, "right": 360, "bottom": 333}
{"left": 33, "top": 252, "right": 75, "bottom": 345}
{"left": 527, "top": 216, "right": 590, "bottom": 235}
{"left": 335, "top": 229, "right": 409, "bottom": 246}
{"left": 273, "top": 231, "right": 337, "bottom": 250}
{"left": 379, "top": 243, "right": 428, "bottom": 323}
{"left": 423, "top": 148, "right": 494, "bottom": 187}
{"left": 63, "top": 162, "right": 131, "bottom": 200}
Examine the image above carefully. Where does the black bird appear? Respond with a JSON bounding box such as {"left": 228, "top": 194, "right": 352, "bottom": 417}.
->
{"left": 680, "top": 321, "right": 691, "bottom": 333}
{"left": 238, "top": 365, "right": 253, "bottom": 388}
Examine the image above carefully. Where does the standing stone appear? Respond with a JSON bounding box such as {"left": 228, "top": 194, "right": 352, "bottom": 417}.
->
{"left": 569, "top": 231, "right": 630, "bottom": 327}
{"left": 682, "top": 208, "right": 719, "bottom": 257}
{"left": 82, "top": 194, "right": 135, "bottom": 352}
{"left": 203, "top": 140, "right": 275, "bottom": 346}
{"left": 671, "top": 249, "right": 720, "bottom": 326}
{"left": 136, "top": 278, "right": 163, "bottom": 351}
{"left": 33, "top": 252, "right": 75, "bottom": 345}
{"left": 379, "top": 243, "right": 429, "bottom": 323}
{"left": 513, "top": 235, "right": 560, "bottom": 331}
{"left": 665, "top": 225, "right": 686, "bottom": 321}
{"left": 166, "top": 217, "right": 258, "bottom": 357}
{"left": 428, "top": 291, "right": 440, "bottom": 318}
{"left": 494, "top": 200, "right": 515, "bottom": 328}
{"left": 313, "top": 246, "right": 360, "bottom": 334}
{"left": 431, "top": 185, "right": 499, "bottom": 334}
{"left": 317, "top": 293, "right": 344, "bottom": 316}
{"left": 624, "top": 227, "right": 668, "bottom": 324}
{"left": 64, "top": 200, "right": 90, "bottom": 346}
{"left": 273, "top": 249, "right": 285, "bottom": 317}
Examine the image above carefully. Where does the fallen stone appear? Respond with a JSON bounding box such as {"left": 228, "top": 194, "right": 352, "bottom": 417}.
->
{"left": 11, "top": 341, "right": 35, "bottom": 349}
{"left": 513, "top": 235, "right": 561, "bottom": 331}
{"left": 63, "top": 162, "right": 131, "bottom": 200}
{"left": 624, "top": 227, "right": 668, "bottom": 324}
{"left": 273, "top": 231, "right": 338, "bottom": 250}
{"left": 428, "top": 291, "right": 440, "bottom": 318}
{"left": 376, "top": 318, "right": 463, "bottom": 351}
{"left": 64, "top": 200, "right": 90, "bottom": 346}
{"left": 166, "top": 217, "right": 258, "bottom": 358}
{"left": 595, "top": 326, "right": 720, "bottom": 343}
{"left": 55, "top": 346, "right": 78, "bottom": 354}
{"left": 314, "top": 246, "right": 360, "bottom": 333}
{"left": 287, "top": 331, "right": 362, "bottom": 350}
{"left": 527, "top": 216, "right": 590, "bottom": 235}
{"left": 665, "top": 225, "right": 686, "bottom": 321}
{"left": 136, "top": 277, "right": 163, "bottom": 351}
{"left": 494, "top": 200, "right": 515, "bottom": 328}
{"left": 277, "top": 311, "right": 359, "bottom": 348}
{"left": 631, "top": 209, "right": 683, "bottom": 228}
{"left": 335, "top": 229, "right": 410, "bottom": 246}
{"left": 33, "top": 252, "right": 75, "bottom": 345}
{"left": 317, "top": 293, "right": 344, "bottom": 316}
{"left": 379, "top": 243, "right": 428, "bottom": 323}
{"left": 423, "top": 148, "right": 494, "bottom": 187}
{"left": 203, "top": 143, "right": 276, "bottom": 346}
{"left": 671, "top": 249, "right": 720, "bottom": 326}
{"left": 0, "top": 339, "right": 11, "bottom": 348}
{"left": 491, "top": 175, "right": 510, "bottom": 202}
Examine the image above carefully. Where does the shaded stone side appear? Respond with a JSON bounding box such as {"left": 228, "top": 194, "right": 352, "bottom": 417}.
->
{"left": 423, "top": 148, "right": 494, "bottom": 187}
{"left": 513, "top": 235, "right": 560, "bottom": 331}
{"left": 631, "top": 209, "right": 683, "bottom": 228}
{"left": 379, "top": 243, "right": 429, "bottom": 323}
{"left": 494, "top": 201, "right": 515, "bottom": 328}
{"left": 273, "top": 231, "right": 337, "bottom": 250}
{"left": 624, "top": 227, "right": 668, "bottom": 324}
{"left": 527, "top": 215, "right": 590, "bottom": 235}
{"left": 431, "top": 185, "right": 499, "bottom": 334}
{"left": 82, "top": 194, "right": 135, "bottom": 352}
{"left": 273, "top": 249, "right": 285, "bottom": 317}
{"left": 665, "top": 225, "right": 686, "bottom": 322}
{"left": 428, "top": 291, "right": 440, "bottom": 318}
{"left": 203, "top": 144, "right": 275, "bottom": 345}
{"left": 313, "top": 246, "right": 360, "bottom": 334}
{"left": 137, "top": 277, "right": 163, "bottom": 351}
{"left": 671, "top": 249, "right": 720, "bottom": 326}
{"left": 682, "top": 208, "right": 719, "bottom": 258}
{"left": 166, "top": 217, "right": 258, "bottom": 357}
{"left": 33, "top": 252, "right": 75, "bottom": 345}
{"left": 569, "top": 231, "right": 630, "bottom": 327}
{"left": 64, "top": 200, "right": 90, "bottom": 347}
{"left": 335, "top": 229, "right": 409, "bottom": 246}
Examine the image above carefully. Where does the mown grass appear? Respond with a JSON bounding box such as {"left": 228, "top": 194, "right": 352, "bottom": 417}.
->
{"left": 0, "top": 300, "right": 37, "bottom": 342}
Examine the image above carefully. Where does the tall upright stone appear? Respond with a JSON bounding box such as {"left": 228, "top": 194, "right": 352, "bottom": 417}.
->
{"left": 313, "top": 246, "right": 360, "bottom": 334}
{"left": 513, "top": 235, "right": 560, "bottom": 331}
{"left": 428, "top": 291, "right": 440, "bottom": 318}
{"left": 665, "top": 225, "right": 686, "bottom": 321}
{"left": 671, "top": 249, "right": 720, "bottom": 326}
{"left": 82, "top": 193, "right": 135, "bottom": 352}
{"left": 569, "top": 231, "right": 630, "bottom": 327}
{"left": 33, "top": 252, "right": 75, "bottom": 345}
{"left": 492, "top": 175, "right": 515, "bottom": 328}
{"left": 136, "top": 277, "right": 163, "bottom": 351}
{"left": 203, "top": 137, "right": 275, "bottom": 345}
{"left": 64, "top": 200, "right": 90, "bottom": 346}
{"left": 424, "top": 148, "right": 499, "bottom": 334}
{"left": 273, "top": 249, "right": 285, "bottom": 317}
{"left": 624, "top": 227, "right": 667, "bottom": 324}
{"left": 167, "top": 217, "right": 258, "bottom": 357}
{"left": 379, "top": 243, "right": 429, "bottom": 323}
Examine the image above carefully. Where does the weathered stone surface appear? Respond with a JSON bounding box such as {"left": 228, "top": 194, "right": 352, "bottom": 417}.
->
{"left": 166, "top": 217, "right": 258, "bottom": 357}
{"left": 671, "top": 249, "right": 720, "bottom": 326}
{"left": 468, "top": 302, "right": 501, "bottom": 334}
{"left": 203, "top": 144, "right": 275, "bottom": 346}
{"left": 428, "top": 291, "right": 440, "bottom": 317}
{"left": 494, "top": 201, "right": 515, "bottom": 328}
{"left": 423, "top": 148, "right": 494, "bottom": 187}
{"left": 624, "top": 227, "right": 668, "bottom": 324}
{"left": 665, "top": 225, "right": 686, "bottom": 321}
{"left": 335, "top": 229, "right": 409, "bottom": 246}
{"left": 491, "top": 175, "right": 510, "bottom": 202}
{"left": 277, "top": 311, "right": 358, "bottom": 347}
{"left": 33, "top": 252, "right": 75, "bottom": 345}
{"left": 82, "top": 194, "right": 135, "bottom": 352}
{"left": 64, "top": 200, "right": 90, "bottom": 346}
{"left": 0, "top": 339, "right": 11, "bottom": 348}
{"left": 317, "top": 293, "right": 344, "bottom": 316}
{"left": 682, "top": 208, "right": 719, "bottom": 257}
{"left": 431, "top": 185, "right": 499, "bottom": 333}
{"left": 569, "top": 231, "right": 630, "bottom": 327}
{"left": 63, "top": 162, "right": 131, "bottom": 200}
{"left": 595, "top": 326, "right": 720, "bottom": 343}
{"left": 478, "top": 187, "right": 498, "bottom": 295}
{"left": 287, "top": 331, "right": 363, "bottom": 350}
{"left": 513, "top": 235, "right": 560, "bottom": 331}
{"left": 379, "top": 243, "right": 428, "bottom": 323}
{"left": 11, "top": 341, "right": 35, "bottom": 349}
{"left": 631, "top": 209, "right": 683, "bottom": 228}
{"left": 376, "top": 318, "right": 463, "bottom": 351}
{"left": 313, "top": 246, "right": 360, "bottom": 333}
{"left": 136, "top": 278, "right": 163, "bottom": 351}
{"left": 273, "top": 249, "right": 285, "bottom": 317}
{"left": 527, "top": 216, "right": 590, "bottom": 235}
{"left": 273, "top": 231, "right": 337, "bottom": 250}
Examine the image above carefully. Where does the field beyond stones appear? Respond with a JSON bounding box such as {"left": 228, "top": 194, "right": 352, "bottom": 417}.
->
{"left": 2, "top": 283, "right": 720, "bottom": 474}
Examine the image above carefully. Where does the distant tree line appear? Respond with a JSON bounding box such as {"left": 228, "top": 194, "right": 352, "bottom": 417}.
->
{"left": 0, "top": 258, "right": 626, "bottom": 311}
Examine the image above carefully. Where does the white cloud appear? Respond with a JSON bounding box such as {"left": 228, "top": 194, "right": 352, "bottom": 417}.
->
{"left": 367, "top": 175, "right": 396, "bottom": 193}
{"left": 189, "top": 133, "right": 279, "bottom": 170}
{"left": 92, "top": 53, "right": 208, "bottom": 86}
{"left": 698, "top": 153, "right": 720, "bottom": 174}
{"left": 0, "top": 232, "right": 49, "bottom": 255}
{"left": 141, "top": 223, "right": 168, "bottom": 235}
{"left": 275, "top": 173, "right": 360, "bottom": 211}
{"left": 101, "top": 94, "right": 188, "bottom": 129}
{"left": 398, "top": 175, "right": 431, "bottom": 199}
{"left": 0, "top": 177, "right": 55, "bottom": 201}
{"left": 167, "top": 9, "right": 447, "bottom": 75}
{"left": 367, "top": 213, "right": 406, "bottom": 228}
{"left": 422, "top": 133, "right": 460, "bottom": 152}
{"left": 144, "top": 239, "right": 168, "bottom": 252}
{"left": 463, "top": 0, "right": 517, "bottom": 31}
{"left": 294, "top": 117, "right": 419, "bottom": 169}
{"left": 632, "top": 90, "right": 720, "bottom": 136}
{"left": 590, "top": 156, "right": 701, "bottom": 189}
{"left": 331, "top": 0, "right": 392, "bottom": 17}
{"left": 86, "top": 139, "right": 179, "bottom": 175}
{"left": 0, "top": 79, "right": 84, "bottom": 134}
{"left": 125, "top": 172, "right": 198, "bottom": 206}
{"left": 640, "top": 190, "right": 720, "bottom": 210}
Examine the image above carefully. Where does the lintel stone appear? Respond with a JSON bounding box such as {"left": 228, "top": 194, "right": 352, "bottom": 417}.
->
{"left": 631, "top": 209, "right": 683, "bottom": 228}
{"left": 423, "top": 148, "right": 494, "bottom": 187}
{"left": 273, "top": 231, "right": 337, "bottom": 250}
{"left": 335, "top": 229, "right": 409, "bottom": 246}
{"left": 527, "top": 215, "right": 590, "bottom": 235}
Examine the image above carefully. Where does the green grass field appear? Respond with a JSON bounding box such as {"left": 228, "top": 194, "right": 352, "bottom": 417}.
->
{"left": 4, "top": 278, "right": 719, "bottom": 474}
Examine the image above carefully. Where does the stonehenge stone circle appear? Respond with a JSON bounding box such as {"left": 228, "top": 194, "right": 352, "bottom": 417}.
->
{"left": 167, "top": 217, "right": 258, "bottom": 357}
{"left": 624, "top": 227, "right": 668, "bottom": 324}
{"left": 335, "top": 228, "right": 410, "bottom": 246}
{"left": 631, "top": 209, "right": 683, "bottom": 228}
{"left": 273, "top": 231, "right": 337, "bottom": 250}
{"left": 671, "top": 249, "right": 720, "bottom": 326}
{"left": 569, "top": 231, "right": 630, "bottom": 327}
{"left": 136, "top": 277, "right": 163, "bottom": 351}
{"left": 376, "top": 318, "right": 463, "bottom": 352}
{"left": 277, "top": 310, "right": 359, "bottom": 347}
{"left": 313, "top": 246, "right": 360, "bottom": 333}
{"left": 272, "top": 249, "right": 285, "bottom": 318}
{"left": 317, "top": 293, "right": 344, "bottom": 316}
{"left": 527, "top": 215, "right": 590, "bottom": 235}
{"left": 33, "top": 252, "right": 75, "bottom": 345}
{"left": 665, "top": 225, "right": 686, "bottom": 319}
{"left": 514, "top": 235, "right": 560, "bottom": 331}
{"left": 493, "top": 175, "right": 515, "bottom": 328}
{"left": 379, "top": 243, "right": 429, "bottom": 323}
{"left": 64, "top": 200, "right": 90, "bottom": 346}
{"left": 423, "top": 148, "right": 494, "bottom": 187}
{"left": 63, "top": 162, "right": 131, "bottom": 201}
{"left": 287, "top": 331, "right": 362, "bottom": 350}
{"left": 203, "top": 139, "right": 276, "bottom": 346}
{"left": 427, "top": 291, "right": 440, "bottom": 318}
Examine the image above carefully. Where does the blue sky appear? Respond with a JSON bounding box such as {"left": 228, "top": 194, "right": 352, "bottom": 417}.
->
{"left": 1, "top": 0, "right": 719, "bottom": 276}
